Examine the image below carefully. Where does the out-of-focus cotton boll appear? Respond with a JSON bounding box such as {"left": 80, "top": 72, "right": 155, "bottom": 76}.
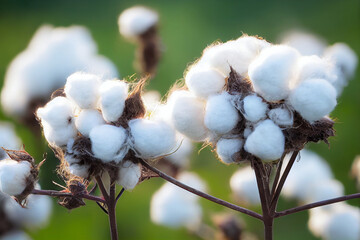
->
{"left": 297, "top": 55, "right": 335, "bottom": 83}
{"left": 177, "top": 172, "right": 207, "bottom": 194}
{"left": 165, "top": 134, "right": 193, "bottom": 168}
{"left": 0, "top": 159, "right": 32, "bottom": 196}
{"left": 118, "top": 6, "right": 158, "bottom": 38}
{"left": 230, "top": 166, "right": 260, "bottom": 205}
{"left": 0, "top": 79, "right": 29, "bottom": 117}
{"left": 242, "top": 95, "right": 268, "bottom": 122}
{"left": 308, "top": 208, "right": 332, "bottom": 238}
{"left": 75, "top": 109, "right": 105, "bottom": 137}
{"left": 0, "top": 231, "right": 31, "bottom": 240}
{"left": 268, "top": 106, "right": 294, "bottom": 127}
{"left": 36, "top": 97, "right": 75, "bottom": 128}
{"left": 168, "top": 90, "right": 208, "bottom": 141}
{"left": 129, "top": 119, "right": 176, "bottom": 159}
{"left": 282, "top": 150, "right": 333, "bottom": 200}
{"left": 85, "top": 55, "right": 119, "bottom": 79}
{"left": 304, "top": 179, "right": 344, "bottom": 208}
{"left": 142, "top": 91, "right": 161, "bottom": 113}
{"left": 351, "top": 156, "right": 360, "bottom": 189}
{"left": 216, "top": 138, "right": 243, "bottom": 164}
{"left": 116, "top": 161, "right": 141, "bottom": 190}
{"left": 324, "top": 43, "right": 358, "bottom": 78}
{"left": 0, "top": 122, "right": 21, "bottom": 160}
{"left": 248, "top": 45, "right": 300, "bottom": 101}
{"left": 280, "top": 31, "right": 326, "bottom": 56}
{"left": 89, "top": 124, "right": 128, "bottom": 163}
{"left": 288, "top": 78, "right": 337, "bottom": 123}
{"left": 244, "top": 120, "right": 284, "bottom": 161}
{"left": 69, "top": 164, "right": 90, "bottom": 179}
{"left": 99, "top": 80, "right": 128, "bottom": 122}
{"left": 323, "top": 205, "right": 360, "bottom": 240}
{"left": 185, "top": 66, "right": 226, "bottom": 98}
{"left": 204, "top": 92, "right": 240, "bottom": 135}
{"left": 65, "top": 72, "right": 101, "bottom": 109}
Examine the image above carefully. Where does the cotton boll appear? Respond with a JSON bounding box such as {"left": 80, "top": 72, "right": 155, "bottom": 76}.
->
{"left": 282, "top": 150, "right": 333, "bottom": 200}
{"left": 129, "top": 119, "right": 176, "bottom": 159}
{"left": 288, "top": 78, "right": 337, "bottom": 122}
{"left": 75, "top": 109, "right": 105, "bottom": 137}
{"left": 0, "top": 231, "right": 31, "bottom": 240}
{"left": 41, "top": 121, "right": 77, "bottom": 147}
{"left": 0, "top": 79, "right": 30, "bottom": 117}
{"left": 248, "top": 45, "right": 300, "bottom": 101}
{"left": 20, "top": 192, "right": 53, "bottom": 228}
{"left": 167, "top": 90, "right": 208, "bottom": 141}
{"left": 234, "top": 35, "right": 271, "bottom": 55}
{"left": 164, "top": 134, "right": 193, "bottom": 168}
{"left": 0, "top": 122, "right": 21, "bottom": 160}
{"left": 297, "top": 55, "right": 335, "bottom": 83}
{"left": 268, "top": 106, "right": 294, "bottom": 127}
{"left": 216, "top": 138, "right": 243, "bottom": 164}
{"left": 242, "top": 95, "right": 268, "bottom": 122}
{"left": 230, "top": 166, "right": 260, "bottom": 205}
{"left": 99, "top": 80, "right": 128, "bottom": 122}
{"left": 89, "top": 124, "right": 128, "bottom": 163}
{"left": 69, "top": 164, "right": 90, "bottom": 179}
{"left": 65, "top": 72, "right": 101, "bottom": 109}
{"left": 244, "top": 120, "right": 284, "bottom": 161}
{"left": 118, "top": 6, "right": 158, "bottom": 38}
{"left": 116, "top": 161, "right": 141, "bottom": 190}
{"left": 280, "top": 31, "right": 326, "bottom": 56}
{"left": 204, "top": 92, "right": 240, "bottom": 135}
{"left": 0, "top": 159, "right": 32, "bottom": 196}
{"left": 85, "top": 55, "right": 119, "bottom": 79}
{"left": 324, "top": 43, "right": 358, "bottom": 78}
{"left": 185, "top": 66, "right": 226, "bottom": 98}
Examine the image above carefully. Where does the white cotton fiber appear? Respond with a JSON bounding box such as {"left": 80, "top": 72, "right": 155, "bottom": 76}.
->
{"left": 230, "top": 166, "right": 260, "bottom": 205}
{"left": 324, "top": 43, "right": 358, "bottom": 78}
{"left": 204, "top": 92, "right": 240, "bottom": 135}
{"left": 85, "top": 55, "right": 119, "bottom": 79}
{"left": 288, "top": 78, "right": 337, "bottom": 122}
{"left": 216, "top": 138, "right": 243, "bottom": 164}
{"left": 177, "top": 172, "right": 207, "bottom": 194}
{"left": 268, "top": 106, "right": 294, "bottom": 127}
{"left": 65, "top": 72, "right": 101, "bottom": 109}
{"left": 282, "top": 150, "right": 333, "bottom": 200}
{"left": 99, "top": 80, "right": 128, "bottom": 122}
{"left": 0, "top": 122, "right": 21, "bottom": 160}
{"left": 248, "top": 45, "right": 300, "bottom": 101}
{"left": 297, "top": 55, "right": 335, "bottom": 83}
{"left": 142, "top": 90, "right": 161, "bottom": 113}
{"left": 165, "top": 134, "right": 193, "bottom": 168}
{"left": 129, "top": 119, "right": 176, "bottom": 159}
{"left": 281, "top": 31, "right": 326, "bottom": 56}
{"left": 118, "top": 6, "right": 158, "bottom": 38}
{"left": 41, "top": 121, "right": 77, "bottom": 147}
{"left": 89, "top": 124, "right": 128, "bottom": 163}
{"left": 242, "top": 94, "right": 268, "bottom": 122}
{"left": 75, "top": 109, "right": 105, "bottom": 137}
{"left": 0, "top": 159, "right": 32, "bottom": 196}
{"left": 244, "top": 120, "right": 284, "bottom": 161}
{"left": 304, "top": 179, "right": 344, "bottom": 207}
{"left": 0, "top": 231, "right": 31, "bottom": 240}
{"left": 116, "top": 160, "right": 141, "bottom": 190}
{"left": 185, "top": 66, "right": 226, "bottom": 98}
{"left": 167, "top": 90, "right": 208, "bottom": 141}
{"left": 234, "top": 35, "right": 271, "bottom": 56}
{"left": 69, "top": 164, "right": 90, "bottom": 179}
{"left": 308, "top": 208, "right": 332, "bottom": 238}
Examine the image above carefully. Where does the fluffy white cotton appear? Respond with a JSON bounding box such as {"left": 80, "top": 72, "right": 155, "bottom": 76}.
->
{"left": 85, "top": 55, "right": 119, "bottom": 79}
{"left": 216, "top": 138, "right": 243, "bottom": 164}
{"left": 0, "top": 231, "right": 31, "bottom": 240}
{"left": 177, "top": 172, "right": 207, "bottom": 194}
{"left": 185, "top": 66, "right": 226, "bottom": 98}
{"left": 297, "top": 55, "right": 335, "bottom": 83}
{"left": 41, "top": 121, "right": 77, "bottom": 147}
{"left": 281, "top": 31, "right": 326, "bottom": 56}
{"left": 0, "top": 122, "right": 21, "bottom": 160}
{"left": 37, "top": 97, "right": 75, "bottom": 128}
{"left": 282, "top": 150, "right": 333, "bottom": 200}
{"left": 308, "top": 208, "right": 332, "bottom": 238}
{"left": 142, "top": 91, "right": 161, "bottom": 113}
{"left": 75, "top": 109, "right": 105, "bottom": 137}
{"left": 234, "top": 35, "right": 271, "bottom": 55}
{"left": 288, "top": 78, "right": 337, "bottom": 122}
{"left": 165, "top": 134, "right": 193, "bottom": 168}
{"left": 244, "top": 120, "right": 284, "bottom": 161}
{"left": 248, "top": 45, "right": 300, "bottom": 101}
{"left": 268, "top": 106, "right": 294, "bottom": 126}
{"left": 230, "top": 166, "right": 260, "bottom": 205}
{"left": 89, "top": 124, "right": 128, "bottom": 163}
{"left": 0, "top": 159, "right": 32, "bottom": 196}
{"left": 323, "top": 205, "right": 360, "bottom": 240}
{"left": 99, "top": 80, "right": 128, "bottom": 122}
{"left": 242, "top": 95, "right": 268, "bottom": 122}
{"left": 204, "top": 92, "right": 240, "bottom": 135}
{"left": 116, "top": 161, "right": 141, "bottom": 190}
{"left": 129, "top": 119, "right": 176, "bottom": 158}
{"left": 69, "top": 164, "right": 90, "bottom": 179}
{"left": 118, "top": 6, "right": 158, "bottom": 38}
{"left": 324, "top": 43, "right": 358, "bottom": 78}
{"left": 168, "top": 90, "right": 208, "bottom": 141}
{"left": 65, "top": 72, "right": 101, "bottom": 109}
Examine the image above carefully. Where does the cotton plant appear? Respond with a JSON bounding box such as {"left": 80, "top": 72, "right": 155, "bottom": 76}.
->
{"left": 0, "top": 25, "right": 118, "bottom": 130}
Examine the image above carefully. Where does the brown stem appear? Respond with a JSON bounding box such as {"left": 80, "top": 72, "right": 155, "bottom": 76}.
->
{"left": 31, "top": 189, "right": 106, "bottom": 203}
{"left": 270, "top": 157, "right": 283, "bottom": 196}
{"left": 140, "top": 159, "right": 262, "bottom": 220}
{"left": 108, "top": 184, "right": 118, "bottom": 240}
{"left": 275, "top": 193, "right": 360, "bottom": 218}
{"left": 95, "top": 176, "right": 109, "bottom": 201}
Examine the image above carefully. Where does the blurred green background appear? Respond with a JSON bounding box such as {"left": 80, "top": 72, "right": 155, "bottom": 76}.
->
{"left": 0, "top": 0, "right": 359, "bottom": 239}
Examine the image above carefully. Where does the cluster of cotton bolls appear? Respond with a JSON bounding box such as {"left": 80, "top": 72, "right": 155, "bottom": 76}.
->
{"left": 150, "top": 172, "right": 206, "bottom": 230}
{"left": 0, "top": 122, "right": 21, "bottom": 160}
{"left": 1, "top": 25, "right": 118, "bottom": 119}
{"left": 163, "top": 34, "right": 357, "bottom": 164}
{"left": 37, "top": 72, "right": 178, "bottom": 190}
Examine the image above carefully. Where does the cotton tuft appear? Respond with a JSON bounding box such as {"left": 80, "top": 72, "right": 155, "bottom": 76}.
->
{"left": 242, "top": 94, "right": 268, "bottom": 122}
{"left": 216, "top": 138, "right": 243, "bottom": 164}
{"left": 324, "top": 43, "right": 358, "bottom": 78}
{"left": 230, "top": 166, "right": 260, "bottom": 205}
{"left": 0, "top": 159, "right": 32, "bottom": 196}
{"left": 75, "top": 109, "right": 105, "bottom": 137}
{"left": 116, "top": 161, "right": 141, "bottom": 190}
{"left": 268, "top": 106, "right": 294, "bottom": 126}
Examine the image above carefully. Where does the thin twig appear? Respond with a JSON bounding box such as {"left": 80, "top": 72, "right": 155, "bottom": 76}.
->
{"left": 95, "top": 176, "right": 110, "bottom": 201}
{"left": 96, "top": 201, "right": 109, "bottom": 214}
{"left": 116, "top": 188, "right": 125, "bottom": 203}
{"left": 31, "top": 189, "right": 106, "bottom": 203}
{"left": 275, "top": 193, "right": 360, "bottom": 218}
{"left": 140, "top": 159, "right": 263, "bottom": 220}
{"left": 108, "top": 184, "right": 118, "bottom": 240}
{"left": 89, "top": 183, "right": 98, "bottom": 195}
{"left": 253, "top": 160, "right": 270, "bottom": 211}
{"left": 270, "top": 157, "right": 283, "bottom": 196}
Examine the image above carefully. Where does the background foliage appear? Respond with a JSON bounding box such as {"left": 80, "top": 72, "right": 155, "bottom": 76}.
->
{"left": 0, "top": 0, "right": 359, "bottom": 239}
